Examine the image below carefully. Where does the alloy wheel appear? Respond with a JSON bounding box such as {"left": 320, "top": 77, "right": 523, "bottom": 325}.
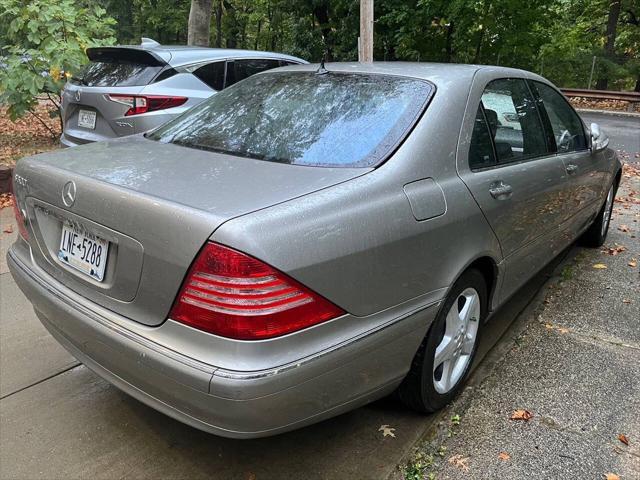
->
{"left": 433, "top": 288, "right": 480, "bottom": 394}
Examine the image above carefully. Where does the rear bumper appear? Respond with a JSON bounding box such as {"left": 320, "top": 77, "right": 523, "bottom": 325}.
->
{"left": 7, "top": 245, "right": 438, "bottom": 438}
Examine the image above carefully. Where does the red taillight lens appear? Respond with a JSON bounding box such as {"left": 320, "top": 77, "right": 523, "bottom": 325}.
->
{"left": 106, "top": 94, "right": 187, "bottom": 116}
{"left": 169, "top": 243, "right": 345, "bottom": 340}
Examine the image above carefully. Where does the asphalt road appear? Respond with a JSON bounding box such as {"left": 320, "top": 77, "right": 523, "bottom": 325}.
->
{"left": 424, "top": 156, "right": 640, "bottom": 480}
{"left": 579, "top": 111, "right": 640, "bottom": 153}
{"left": 0, "top": 113, "right": 638, "bottom": 480}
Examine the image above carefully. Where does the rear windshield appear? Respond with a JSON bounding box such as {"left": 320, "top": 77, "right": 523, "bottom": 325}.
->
{"left": 71, "top": 62, "right": 163, "bottom": 87}
{"left": 147, "top": 71, "right": 433, "bottom": 167}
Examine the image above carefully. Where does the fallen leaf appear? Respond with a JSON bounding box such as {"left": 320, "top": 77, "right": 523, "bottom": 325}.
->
{"left": 0, "top": 193, "right": 15, "bottom": 209}
{"left": 498, "top": 451, "right": 511, "bottom": 461}
{"left": 448, "top": 454, "right": 470, "bottom": 472}
{"left": 510, "top": 409, "right": 533, "bottom": 421}
{"left": 605, "top": 244, "right": 626, "bottom": 255}
{"left": 544, "top": 323, "right": 554, "bottom": 329}
{"left": 618, "top": 433, "right": 629, "bottom": 446}
{"left": 593, "top": 263, "right": 608, "bottom": 269}
{"left": 604, "top": 474, "right": 620, "bottom": 480}
{"left": 629, "top": 258, "right": 637, "bottom": 268}
{"left": 623, "top": 299, "right": 632, "bottom": 304}
{"left": 558, "top": 327, "right": 570, "bottom": 334}
{"left": 2, "top": 224, "right": 12, "bottom": 234}
{"left": 378, "top": 424, "right": 396, "bottom": 438}
{"left": 618, "top": 224, "right": 630, "bottom": 232}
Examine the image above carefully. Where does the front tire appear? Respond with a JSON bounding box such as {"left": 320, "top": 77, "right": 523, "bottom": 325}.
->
{"left": 580, "top": 182, "right": 616, "bottom": 247}
{"left": 397, "top": 269, "right": 487, "bottom": 413}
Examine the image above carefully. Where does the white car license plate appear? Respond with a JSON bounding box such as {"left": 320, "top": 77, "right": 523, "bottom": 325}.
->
{"left": 58, "top": 223, "right": 109, "bottom": 281}
{"left": 78, "top": 109, "right": 96, "bottom": 129}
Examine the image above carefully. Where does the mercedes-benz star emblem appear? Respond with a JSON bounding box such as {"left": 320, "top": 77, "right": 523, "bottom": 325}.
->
{"left": 62, "top": 181, "right": 76, "bottom": 207}
{"left": 74, "top": 89, "right": 81, "bottom": 102}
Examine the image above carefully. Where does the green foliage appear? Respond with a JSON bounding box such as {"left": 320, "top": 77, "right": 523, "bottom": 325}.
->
{"left": 0, "top": 0, "right": 116, "bottom": 130}
{"left": 1, "top": 0, "right": 638, "bottom": 133}
{"left": 93, "top": 0, "right": 638, "bottom": 90}
{"left": 539, "top": 0, "right": 639, "bottom": 89}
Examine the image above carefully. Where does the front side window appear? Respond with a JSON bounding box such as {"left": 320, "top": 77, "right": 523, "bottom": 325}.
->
{"left": 148, "top": 71, "right": 433, "bottom": 168}
{"left": 529, "top": 81, "right": 587, "bottom": 153}
{"left": 480, "top": 78, "right": 549, "bottom": 163}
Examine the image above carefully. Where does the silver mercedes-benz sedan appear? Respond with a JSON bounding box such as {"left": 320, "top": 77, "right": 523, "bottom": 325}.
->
{"left": 60, "top": 38, "right": 306, "bottom": 147}
{"left": 9, "top": 62, "right": 621, "bottom": 438}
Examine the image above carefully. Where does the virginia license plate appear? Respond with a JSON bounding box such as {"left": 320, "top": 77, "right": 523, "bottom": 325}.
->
{"left": 58, "top": 222, "right": 109, "bottom": 281}
{"left": 78, "top": 109, "right": 96, "bottom": 129}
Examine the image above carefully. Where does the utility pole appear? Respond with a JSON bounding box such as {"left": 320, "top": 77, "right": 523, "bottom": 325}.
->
{"left": 359, "top": 0, "right": 373, "bottom": 62}
{"left": 588, "top": 55, "right": 597, "bottom": 89}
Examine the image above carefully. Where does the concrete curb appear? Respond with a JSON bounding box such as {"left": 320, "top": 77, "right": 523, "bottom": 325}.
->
{"left": 576, "top": 108, "right": 640, "bottom": 118}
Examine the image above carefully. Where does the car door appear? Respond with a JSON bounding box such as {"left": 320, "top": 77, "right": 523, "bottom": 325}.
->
{"left": 457, "top": 77, "right": 569, "bottom": 302}
{"left": 528, "top": 80, "right": 607, "bottom": 236}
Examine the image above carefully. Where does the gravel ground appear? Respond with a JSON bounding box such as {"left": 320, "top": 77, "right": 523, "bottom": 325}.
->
{"left": 398, "top": 172, "right": 640, "bottom": 480}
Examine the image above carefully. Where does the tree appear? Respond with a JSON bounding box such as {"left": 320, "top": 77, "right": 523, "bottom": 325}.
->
{"left": 0, "top": 0, "right": 116, "bottom": 136}
{"left": 596, "top": 0, "right": 622, "bottom": 89}
{"left": 188, "top": 0, "right": 213, "bottom": 46}
{"left": 94, "top": 0, "right": 638, "bottom": 91}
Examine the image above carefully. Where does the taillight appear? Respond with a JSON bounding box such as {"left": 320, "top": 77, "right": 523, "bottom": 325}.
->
{"left": 169, "top": 243, "right": 345, "bottom": 340}
{"left": 106, "top": 94, "right": 187, "bottom": 116}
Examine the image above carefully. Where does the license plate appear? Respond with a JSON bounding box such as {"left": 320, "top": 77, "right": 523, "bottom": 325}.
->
{"left": 58, "top": 222, "right": 109, "bottom": 281}
{"left": 78, "top": 109, "right": 96, "bottom": 129}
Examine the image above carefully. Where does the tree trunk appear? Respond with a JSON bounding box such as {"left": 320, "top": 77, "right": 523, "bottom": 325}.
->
{"left": 635, "top": 75, "right": 640, "bottom": 92}
{"left": 224, "top": 0, "right": 238, "bottom": 48}
{"left": 596, "top": 0, "right": 621, "bottom": 90}
{"left": 254, "top": 19, "right": 262, "bottom": 50}
{"left": 188, "top": 0, "right": 213, "bottom": 47}
{"left": 312, "top": 3, "right": 333, "bottom": 61}
{"left": 473, "top": 27, "right": 483, "bottom": 63}
{"left": 445, "top": 21, "right": 455, "bottom": 63}
{"left": 215, "top": 0, "right": 223, "bottom": 48}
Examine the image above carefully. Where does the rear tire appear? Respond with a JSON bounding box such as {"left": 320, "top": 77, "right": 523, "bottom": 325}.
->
{"left": 397, "top": 269, "right": 487, "bottom": 413}
{"left": 580, "top": 182, "right": 616, "bottom": 248}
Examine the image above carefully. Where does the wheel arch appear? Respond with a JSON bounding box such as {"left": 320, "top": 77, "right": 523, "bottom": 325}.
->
{"left": 449, "top": 255, "right": 500, "bottom": 319}
{"left": 468, "top": 256, "right": 499, "bottom": 313}
{"left": 614, "top": 166, "right": 623, "bottom": 189}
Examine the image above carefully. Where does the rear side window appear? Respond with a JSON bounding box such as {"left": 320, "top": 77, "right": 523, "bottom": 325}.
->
{"left": 225, "top": 59, "right": 282, "bottom": 87}
{"left": 480, "top": 78, "right": 549, "bottom": 163}
{"left": 153, "top": 67, "right": 178, "bottom": 83}
{"left": 529, "top": 81, "right": 587, "bottom": 153}
{"left": 469, "top": 105, "right": 497, "bottom": 170}
{"left": 72, "top": 62, "right": 163, "bottom": 87}
{"left": 148, "top": 72, "right": 433, "bottom": 168}
{"left": 193, "top": 61, "right": 226, "bottom": 91}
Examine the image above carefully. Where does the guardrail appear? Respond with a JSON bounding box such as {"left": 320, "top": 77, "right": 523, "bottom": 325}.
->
{"left": 560, "top": 88, "right": 640, "bottom": 111}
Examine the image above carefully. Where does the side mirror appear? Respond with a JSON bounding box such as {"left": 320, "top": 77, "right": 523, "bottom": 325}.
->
{"left": 590, "top": 122, "right": 609, "bottom": 152}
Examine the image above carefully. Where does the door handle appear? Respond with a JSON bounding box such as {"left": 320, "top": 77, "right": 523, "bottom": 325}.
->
{"left": 489, "top": 181, "right": 513, "bottom": 199}
{"left": 566, "top": 164, "right": 578, "bottom": 175}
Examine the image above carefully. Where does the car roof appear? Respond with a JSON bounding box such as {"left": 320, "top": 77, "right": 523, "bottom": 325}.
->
{"left": 268, "top": 62, "right": 545, "bottom": 85}
{"left": 113, "top": 42, "right": 307, "bottom": 67}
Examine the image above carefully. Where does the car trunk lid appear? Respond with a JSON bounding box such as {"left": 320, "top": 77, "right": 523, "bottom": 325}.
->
{"left": 62, "top": 47, "right": 171, "bottom": 145}
{"left": 14, "top": 136, "right": 367, "bottom": 326}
